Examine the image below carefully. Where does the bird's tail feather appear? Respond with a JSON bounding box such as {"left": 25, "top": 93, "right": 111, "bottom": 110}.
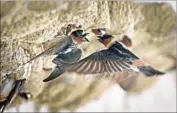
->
{"left": 138, "top": 66, "right": 165, "bottom": 76}
{"left": 43, "top": 66, "right": 65, "bottom": 82}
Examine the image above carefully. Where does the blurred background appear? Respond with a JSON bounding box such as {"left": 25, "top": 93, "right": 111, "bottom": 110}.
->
{"left": 1, "top": 0, "right": 176, "bottom": 112}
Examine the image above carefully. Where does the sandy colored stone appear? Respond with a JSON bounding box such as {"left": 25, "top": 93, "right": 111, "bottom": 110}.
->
{"left": 0, "top": 1, "right": 176, "bottom": 112}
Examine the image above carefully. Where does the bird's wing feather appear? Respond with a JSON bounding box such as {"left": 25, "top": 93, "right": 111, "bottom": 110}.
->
{"left": 52, "top": 48, "right": 82, "bottom": 65}
{"left": 109, "top": 41, "right": 139, "bottom": 60}
{"left": 21, "top": 36, "right": 72, "bottom": 66}
{"left": 66, "top": 42, "right": 139, "bottom": 74}
{"left": 42, "top": 35, "right": 70, "bottom": 51}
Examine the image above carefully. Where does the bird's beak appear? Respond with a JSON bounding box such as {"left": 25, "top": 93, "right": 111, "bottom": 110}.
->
{"left": 97, "top": 38, "right": 102, "bottom": 42}
{"left": 85, "top": 38, "right": 90, "bottom": 42}
{"left": 83, "top": 33, "right": 90, "bottom": 42}
{"left": 83, "top": 33, "right": 90, "bottom": 37}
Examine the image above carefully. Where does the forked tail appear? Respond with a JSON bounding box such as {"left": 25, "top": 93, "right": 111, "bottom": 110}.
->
{"left": 43, "top": 65, "right": 65, "bottom": 82}
{"left": 138, "top": 66, "right": 165, "bottom": 76}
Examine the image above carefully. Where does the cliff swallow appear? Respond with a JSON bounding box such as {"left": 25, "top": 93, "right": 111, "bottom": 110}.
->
{"left": 23, "top": 29, "right": 90, "bottom": 65}
{"left": 63, "top": 28, "right": 165, "bottom": 77}
{"left": 6, "top": 30, "right": 89, "bottom": 82}
{"left": 42, "top": 30, "right": 90, "bottom": 82}
{"left": 0, "top": 77, "right": 31, "bottom": 113}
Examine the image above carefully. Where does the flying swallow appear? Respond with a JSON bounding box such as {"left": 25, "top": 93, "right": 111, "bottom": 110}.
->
{"left": 0, "top": 77, "right": 31, "bottom": 113}
{"left": 42, "top": 30, "right": 90, "bottom": 82}
{"left": 6, "top": 30, "right": 89, "bottom": 82}
{"left": 22, "top": 29, "right": 90, "bottom": 66}
{"left": 61, "top": 28, "right": 165, "bottom": 77}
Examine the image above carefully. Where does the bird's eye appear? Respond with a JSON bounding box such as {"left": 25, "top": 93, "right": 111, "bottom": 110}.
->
{"left": 97, "top": 29, "right": 101, "bottom": 32}
{"left": 76, "top": 32, "right": 82, "bottom": 37}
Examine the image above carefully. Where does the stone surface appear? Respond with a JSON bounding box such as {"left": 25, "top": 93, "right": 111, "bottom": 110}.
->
{"left": 0, "top": 1, "right": 176, "bottom": 112}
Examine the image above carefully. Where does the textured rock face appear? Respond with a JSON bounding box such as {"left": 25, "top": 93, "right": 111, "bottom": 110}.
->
{"left": 0, "top": 1, "right": 176, "bottom": 112}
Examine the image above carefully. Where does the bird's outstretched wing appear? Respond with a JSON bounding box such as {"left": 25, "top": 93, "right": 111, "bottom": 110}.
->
{"left": 66, "top": 41, "right": 165, "bottom": 76}
{"left": 21, "top": 36, "right": 72, "bottom": 66}
{"left": 43, "top": 47, "right": 82, "bottom": 82}
{"left": 66, "top": 42, "right": 139, "bottom": 74}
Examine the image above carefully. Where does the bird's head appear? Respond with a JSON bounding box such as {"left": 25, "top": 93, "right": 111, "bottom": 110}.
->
{"left": 91, "top": 28, "right": 107, "bottom": 36}
{"left": 92, "top": 28, "right": 114, "bottom": 47}
{"left": 120, "top": 35, "right": 132, "bottom": 47}
{"left": 70, "top": 30, "right": 90, "bottom": 44}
